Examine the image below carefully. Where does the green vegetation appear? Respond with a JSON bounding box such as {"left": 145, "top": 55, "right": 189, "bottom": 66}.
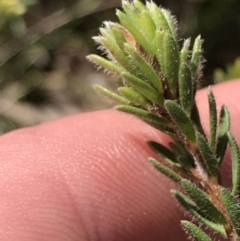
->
{"left": 0, "top": 0, "right": 240, "bottom": 135}
{"left": 88, "top": 1, "right": 240, "bottom": 240}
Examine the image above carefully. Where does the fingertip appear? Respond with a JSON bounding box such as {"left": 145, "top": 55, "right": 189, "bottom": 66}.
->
{"left": 196, "top": 79, "right": 240, "bottom": 141}
{"left": 0, "top": 110, "right": 184, "bottom": 241}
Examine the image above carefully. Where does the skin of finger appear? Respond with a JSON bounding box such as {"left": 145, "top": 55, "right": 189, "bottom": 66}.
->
{"left": 0, "top": 80, "right": 239, "bottom": 241}
{"left": 0, "top": 109, "right": 183, "bottom": 241}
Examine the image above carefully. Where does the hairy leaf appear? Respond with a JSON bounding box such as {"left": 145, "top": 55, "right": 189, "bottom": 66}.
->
{"left": 148, "top": 141, "right": 179, "bottom": 166}
{"left": 146, "top": 122, "right": 176, "bottom": 136}
{"left": 149, "top": 158, "right": 182, "bottom": 183}
{"left": 172, "top": 189, "right": 196, "bottom": 208}
{"left": 118, "top": 86, "right": 148, "bottom": 105}
{"left": 221, "top": 188, "right": 240, "bottom": 237}
{"left": 191, "top": 35, "right": 203, "bottom": 79}
{"left": 228, "top": 132, "right": 240, "bottom": 196}
{"left": 124, "top": 43, "right": 163, "bottom": 92}
{"left": 93, "top": 34, "right": 133, "bottom": 73}
{"left": 191, "top": 102, "right": 205, "bottom": 135}
{"left": 182, "top": 179, "right": 226, "bottom": 224}
{"left": 169, "top": 142, "right": 195, "bottom": 170}
{"left": 181, "top": 221, "right": 213, "bottom": 241}
{"left": 139, "top": 10, "right": 156, "bottom": 43}
{"left": 163, "top": 32, "right": 179, "bottom": 98}
{"left": 161, "top": 9, "right": 178, "bottom": 38}
{"left": 106, "top": 22, "right": 125, "bottom": 50}
{"left": 116, "top": 105, "right": 175, "bottom": 136}
{"left": 116, "top": 10, "right": 153, "bottom": 56}
{"left": 216, "top": 105, "right": 230, "bottom": 165}
{"left": 154, "top": 30, "right": 166, "bottom": 73}
{"left": 146, "top": 1, "right": 177, "bottom": 37}
{"left": 195, "top": 131, "right": 218, "bottom": 177}
{"left": 87, "top": 54, "right": 124, "bottom": 74}
{"left": 178, "top": 42, "right": 192, "bottom": 115}
{"left": 116, "top": 105, "right": 168, "bottom": 125}
{"left": 133, "top": 0, "right": 146, "bottom": 11}
{"left": 94, "top": 85, "right": 129, "bottom": 105}
{"left": 121, "top": 72, "right": 164, "bottom": 105}
{"left": 173, "top": 190, "right": 227, "bottom": 236}
{"left": 208, "top": 87, "right": 217, "bottom": 152}
{"left": 181, "top": 38, "right": 190, "bottom": 62}
{"left": 164, "top": 100, "right": 196, "bottom": 142}
{"left": 116, "top": 105, "right": 176, "bottom": 136}
{"left": 122, "top": 1, "right": 155, "bottom": 45}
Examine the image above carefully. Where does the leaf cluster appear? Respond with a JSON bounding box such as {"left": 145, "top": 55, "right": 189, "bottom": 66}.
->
{"left": 87, "top": 1, "right": 240, "bottom": 240}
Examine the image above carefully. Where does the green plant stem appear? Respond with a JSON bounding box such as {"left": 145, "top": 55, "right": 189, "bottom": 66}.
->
{"left": 177, "top": 131, "right": 239, "bottom": 240}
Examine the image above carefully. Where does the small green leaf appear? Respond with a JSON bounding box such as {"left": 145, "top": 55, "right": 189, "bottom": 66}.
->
{"left": 116, "top": 105, "right": 174, "bottom": 135}
{"left": 148, "top": 141, "right": 179, "bottom": 166}
{"left": 195, "top": 131, "right": 218, "bottom": 177}
{"left": 122, "top": 1, "right": 157, "bottom": 44}
{"left": 105, "top": 22, "right": 126, "bottom": 50}
{"left": 190, "top": 102, "right": 205, "bottom": 135}
{"left": 182, "top": 179, "right": 227, "bottom": 224}
{"left": 221, "top": 188, "right": 240, "bottom": 237}
{"left": 116, "top": 10, "right": 153, "bottom": 56}
{"left": 87, "top": 54, "right": 124, "bottom": 74}
{"left": 94, "top": 85, "right": 130, "bottom": 105}
{"left": 181, "top": 221, "right": 213, "bottom": 241}
{"left": 116, "top": 105, "right": 169, "bottom": 126}
{"left": 173, "top": 190, "right": 227, "bottom": 236}
{"left": 181, "top": 38, "right": 190, "bottom": 62}
{"left": 122, "top": 1, "right": 142, "bottom": 27}
{"left": 139, "top": 10, "right": 156, "bottom": 42}
{"left": 172, "top": 189, "right": 197, "bottom": 209}
{"left": 121, "top": 72, "right": 164, "bottom": 105}
{"left": 149, "top": 158, "right": 182, "bottom": 183}
{"left": 122, "top": 1, "right": 145, "bottom": 20}
{"left": 133, "top": 0, "right": 146, "bottom": 11}
{"left": 191, "top": 212, "right": 227, "bottom": 237}
{"left": 118, "top": 86, "right": 149, "bottom": 105}
{"left": 178, "top": 63, "right": 192, "bottom": 114}
{"left": 178, "top": 42, "right": 192, "bottom": 115}
{"left": 163, "top": 32, "right": 180, "bottom": 98}
{"left": 161, "top": 9, "right": 177, "bottom": 38}
{"left": 191, "top": 35, "right": 203, "bottom": 78}
{"left": 146, "top": 2, "right": 177, "bottom": 37}
{"left": 147, "top": 123, "right": 176, "bottom": 136}
{"left": 216, "top": 105, "right": 230, "bottom": 165}
{"left": 92, "top": 34, "right": 133, "bottom": 73}
{"left": 227, "top": 132, "right": 240, "bottom": 196}
{"left": 154, "top": 30, "right": 166, "bottom": 73}
{"left": 208, "top": 87, "right": 217, "bottom": 152}
{"left": 164, "top": 100, "right": 196, "bottom": 143}
{"left": 124, "top": 43, "right": 163, "bottom": 93}
{"left": 169, "top": 142, "right": 195, "bottom": 170}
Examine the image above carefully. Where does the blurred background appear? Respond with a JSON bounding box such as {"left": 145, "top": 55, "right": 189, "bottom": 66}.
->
{"left": 0, "top": 0, "right": 240, "bottom": 133}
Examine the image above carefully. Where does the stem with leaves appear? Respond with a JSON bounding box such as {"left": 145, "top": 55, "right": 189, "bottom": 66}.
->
{"left": 87, "top": 1, "right": 240, "bottom": 240}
